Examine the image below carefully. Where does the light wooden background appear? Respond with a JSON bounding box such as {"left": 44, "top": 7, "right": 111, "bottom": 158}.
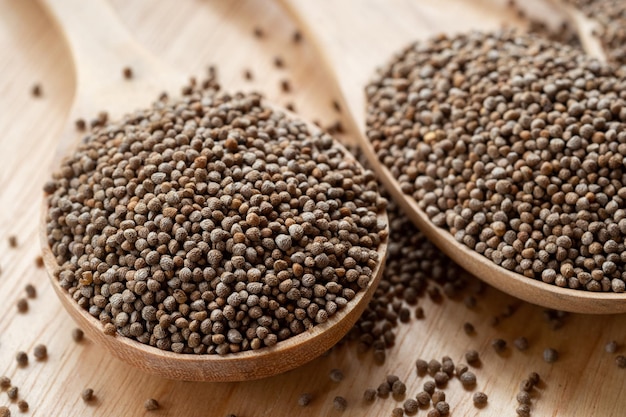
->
{"left": 1, "top": 1, "right": 625, "bottom": 416}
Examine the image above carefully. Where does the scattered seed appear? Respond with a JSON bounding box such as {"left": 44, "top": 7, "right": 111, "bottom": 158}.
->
{"left": 103, "top": 323, "right": 116, "bottom": 336}
{"left": 465, "top": 350, "right": 480, "bottom": 365}
{"left": 363, "top": 388, "right": 376, "bottom": 402}
{"left": 473, "top": 391, "right": 488, "bottom": 407}
{"left": 434, "top": 371, "right": 449, "bottom": 387}
{"left": 35, "top": 256, "right": 44, "bottom": 268}
{"left": 392, "top": 407, "right": 404, "bottom": 417}
{"left": 330, "top": 368, "right": 344, "bottom": 382}
{"left": 428, "top": 359, "right": 442, "bottom": 375}
{"left": 378, "top": 382, "right": 391, "bottom": 397}
{"left": 298, "top": 392, "right": 313, "bottom": 406}
{"left": 81, "top": 388, "right": 94, "bottom": 402}
{"left": 460, "top": 371, "right": 477, "bottom": 388}
{"left": 16, "top": 299, "right": 28, "bottom": 314}
{"left": 144, "top": 398, "right": 159, "bottom": 411}
{"left": 404, "top": 398, "right": 418, "bottom": 414}
{"left": 605, "top": 340, "right": 619, "bottom": 354}
{"left": 24, "top": 284, "right": 36, "bottom": 299}
{"left": 0, "top": 377, "right": 10, "bottom": 390}
{"left": 616, "top": 355, "right": 626, "bottom": 368}
{"left": 423, "top": 380, "right": 436, "bottom": 395}
{"left": 516, "top": 404, "right": 531, "bottom": 417}
{"left": 273, "top": 56, "right": 284, "bottom": 68}
{"left": 427, "top": 410, "right": 440, "bottom": 417}
{"left": 491, "top": 339, "right": 507, "bottom": 353}
{"left": 416, "top": 391, "right": 430, "bottom": 406}
{"left": 280, "top": 79, "right": 291, "bottom": 92}
{"left": 431, "top": 390, "right": 445, "bottom": 404}
{"left": 253, "top": 27, "right": 264, "bottom": 38}
{"left": 31, "top": 84, "right": 42, "bottom": 97}
{"left": 75, "top": 119, "right": 86, "bottom": 131}
{"left": 8, "top": 386, "right": 18, "bottom": 400}
{"left": 243, "top": 69, "right": 253, "bottom": 80}
{"left": 543, "top": 348, "right": 559, "bottom": 363}
{"left": 455, "top": 363, "right": 468, "bottom": 376}
{"left": 17, "top": 400, "right": 28, "bottom": 412}
{"left": 415, "top": 307, "right": 425, "bottom": 319}
{"left": 333, "top": 396, "right": 347, "bottom": 412}
{"left": 463, "top": 322, "right": 475, "bottom": 335}
{"left": 34, "top": 344, "right": 47, "bottom": 361}
{"left": 72, "top": 328, "right": 84, "bottom": 343}
{"left": 122, "top": 67, "right": 133, "bottom": 79}
{"left": 528, "top": 372, "right": 540, "bottom": 386}
{"left": 332, "top": 100, "right": 341, "bottom": 113}
{"left": 517, "top": 390, "right": 531, "bottom": 405}
{"left": 392, "top": 380, "right": 407, "bottom": 396}
{"left": 519, "top": 379, "right": 534, "bottom": 392}
{"left": 435, "top": 401, "right": 450, "bottom": 416}
{"left": 292, "top": 30, "right": 303, "bottom": 43}
{"left": 16, "top": 351, "right": 28, "bottom": 367}
{"left": 8, "top": 236, "right": 17, "bottom": 248}
{"left": 416, "top": 359, "right": 428, "bottom": 375}
{"left": 514, "top": 337, "right": 529, "bottom": 351}
{"left": 0, "top": 406, "right": 9, "bottom": 417}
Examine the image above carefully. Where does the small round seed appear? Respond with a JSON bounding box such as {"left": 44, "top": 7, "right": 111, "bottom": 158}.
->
{"left": 8, "top": 386, "right": 18, "bottom": 400}
{"left": 463, "top": 322, "right": 475, "bottom": 335}
{"left": 392, "top": 380, "right": 407, "bottom": 395}
{"left": 18, "top": 400, "right": 29, "bottom": 412}
{"left": 16, "top": 351, "right": 28, "bottom": 367}
{"left": 81, "top": 388, "right": 94, "bottom": 402}
{"left": 605, "top": 341, "right": 619, "bottom": 354}
{"left": 330, "top": 368, "right": 344, "bottom": 382}
{"left": 517, "top": 390, "right": 531, "bottom": 405}
{"left": 491, "top": 339, "right": 507, "bottom": 353}
{"left": 423, "top": 380, "right": 436, "bottom": 395}
{"left": 431, "top": 390, "right": 445, "bottom": 405}
{"left": 434, "top": 372, "right": 449, "bottom": 387}
{"left": 72, "top": 328, "right": 84, "bottom": 343}
{"left": 543, "top": 348, "right": 558, "bottom": 363}
{"left": 415, "top": 359, "right": 428, "bottom": 375}
{"left": 0, "top": 377, "right": 11, "bottom": 390}
{"left": 460, "top": 371, "right": 477, "bottom": 388}
{"left": 404, "top": 398, "right": 418, "bottom": 414}
{"left": 16, "top": 299, "right": 28, "bottom": 313}
{"left": 514, "top": 337, "right": 529, "bottom": 351}
{"left": 392, "top": 407, "right": 404, "bottom": 417}
{"left": 427, "top": 410, "right": 441, "bottom": 417}
{"left": 333, "top": 396, "right": 347, "bottom": 412}
{"left": 34, "top": 344, "right": 47, "bottom": 361}
{"left": 516, "top": 404, "right": 531, "bottom": 417}
{"left": 416, "top": 391, "right": 430, "bottom": 406}
{"left": 465, "top": 350, "right": 480, "bottom": 365}
{"left": 298, "top": 393, "right": 313, "bottom": 406}
{"left": 25, "top": 284, "right": 36, "bottom": 299}
{"left": 473, "top": 391, "right": 488, "bottom": 407}
{"left": 363, "top": 388, "right": 377, "bottom": 402}
{"left": 144, "top": 399, "right": 159, "bottom": 411}
{"left": 435, "top": 401, "right": 450, "bottom": 416}
{"left": 615, "top": 355, "right": 626, "bottom": 368}
{"left": 0, "top": 406, "right": 9, "bottom": 417}
{"left": 123, "top": 67, "right": 133, "bottom": 79}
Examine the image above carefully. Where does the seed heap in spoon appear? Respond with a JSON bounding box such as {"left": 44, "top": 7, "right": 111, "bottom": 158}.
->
{"left": 44, "top": 89, "right": 387, "bottom": 355}
{"left": 366, "top": 30, "right": 626, "bottom": 292}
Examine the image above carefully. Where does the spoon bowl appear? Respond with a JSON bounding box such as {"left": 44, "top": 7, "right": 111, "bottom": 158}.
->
{"left": 40, "top": 0, "right": 388, "bottom": 381}
{"left": 282, "top": 0, "right": 626, "bottom": 313}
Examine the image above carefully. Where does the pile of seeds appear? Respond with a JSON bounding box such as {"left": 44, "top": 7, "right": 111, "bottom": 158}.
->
{"left": 564, "top": 0, "right": 626, "bottom": 65}
{"left": 366, "top": 29, "right": 626, "bottom": 292}
{"left": 44, "top": 88, "right": 386, "bottom": 355}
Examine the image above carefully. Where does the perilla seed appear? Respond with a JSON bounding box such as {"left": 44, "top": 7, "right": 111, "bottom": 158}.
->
{"left": 16, "top": 351, "right": 28, "bottom": 367}
{"left": 81, "top": 388, "right": 94, "bottom": 402}
{"left": 473, "top": 392, "right": 488, "bottom": 407}
{"left": 144, "top": 399, "right": 159, "bottom": 411}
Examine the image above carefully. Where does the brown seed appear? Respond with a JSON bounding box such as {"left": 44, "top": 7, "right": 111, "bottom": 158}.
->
{"left": 427, "top": 410, "right": 440, "bottom": 417}
{"left": 273, "top": 56, "right": 284, "bottom": 68}
{"left": 103, "top": 323, "right": 116, "bottom": 336}
{"left": 298, "top": 392, "right": 313, "bottom": 406}
{"left": 280, "top": 79, "right": 291, "bottom": 93}
{"left": 31, "top": 84, "right": 42, "bottom": 97}
{"left": 514, "top": 337, "right": 529, "bottom": 351}
{"left": 543, "top": 348, "right": 558, "bottom": 363}
{"left": 378, "top": 382, "right": 391, "bottom": 397}
{"left": 332, "top": 100, "right": 341, "bottom": 113}
{"left": 0, "top": 407, "right": 9, "bottom": 417}
{"left": 17, "top": 400, "right": 28, "bottom": 412}
{"left": 427, "top": 359, "right": 441, "bottom": 375}
{"left": 72, "top": 328, "right": 84, "bottom": 343}
{"left": 24, "top": 284, "right": 36, "bottom": 299}
{"left": 243, "top": 69, "right": 253, "bottom": 81}
{"left": 519, "top": 379, "right": 534, "bottom": 392}
{"left": 465, "top": 349, "right": 480, "bottom": 365}
{"left": 491, "top": 338, "right": 507, "bottom": 353}
{"left": 81, "top": 388, "right": 94, "bottom": 402}
{"left": 329, "top": 368, "right": 344, "bottom": 382}
{"left": 8, "top": 386, "right": 18, "bottom": 400}
{"left": 35, "top": 256, "right": 44, "bottom": 268}
{"left": 8, "top": 236, "right": 17, "bottom": 248}
{"left": 516, "top": 404, "right": 531, "bottom": 417}
{"left": 122, "top": 67, "right": 133, "bottom": 79}
{"left": 605, "top": 341, "right": 619, "bottom": 354}
{"left": 459, "top": 371, "right": 477, "bottom": 388}
{"left": 516, "top": 390, "right": 531, "bottom": 405}
{"left": 293, "top": 30, "right": 303, "bottom": 43}
{"left": 392, "top": 407, "right": 404, "bottom": 417}
{"left": 75, "top": 119, "right": 86, "bottom": 131}
{"left": 416, "top": 391, "right": 430, "bottom": 406}
{"left": 144, "top": 398, "right": 159, "bottom": 411}
{"left": 616, "top": 355, "right": 626, "bottom": 368}
{"left": 363, "top": 388, "right": 376, "bottom": 402}
{"left": 463, "top": 322, "right": 475, "bottom": 335}
{"left": 435, "top": 401, "right": 450, "bottom": 416}
{"left": 16, "top": 351, "right": 28, "bottom": 367}
{"left": 423, "top": 380, "right": 436, "bottom": 395}
{"left": 431, "top": 390, "right": 445, "bottom": 404}
{"left": 528, "top": 372, "right": 540, "bottom": 385}
{"left": 415, "top": 359, "right": 428, "bottom": 375}
{"left": 34, "top": 344, "right": 48, "bottom": 361}
{"left": 16, "top": 299, "right": 28, "bottom": 313}
{"left": 434, "top": 371, "right": 449, "bottom": 387}
{"left": 455, "top": 363, "right": 468, "bottom": 376}
{"left": 392, "top": 380, "right": 407, "bottom": 396}
{"left": 0, "top": 377, "right": 10, "bottom": 389}
{"left": 404, "top": 398, "right": 418, "bottom": 414}
{"left": 253, "top": 27, "right": 264, "bottom": 38}
{"left": 333, "top": 396, "right": 347, "bottom": 412}
{"left": 473, "top": 392, "right": 488, "bottom": 407}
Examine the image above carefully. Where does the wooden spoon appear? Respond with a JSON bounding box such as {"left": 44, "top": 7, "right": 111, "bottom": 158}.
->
{"left": 39, "top": 0, "right": 388, "bottom": 381}
{"left": 283, "top": 0, "right": 626, "bottom": 313}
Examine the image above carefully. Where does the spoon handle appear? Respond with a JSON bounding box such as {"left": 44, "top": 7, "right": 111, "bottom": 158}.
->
{"left": 38, "top": 0, "right": 184, "bottom": 165}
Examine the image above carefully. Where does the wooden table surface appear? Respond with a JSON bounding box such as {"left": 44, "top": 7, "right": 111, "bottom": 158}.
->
{"left": 1, "top": 1, "right": 626, "bottom": 416}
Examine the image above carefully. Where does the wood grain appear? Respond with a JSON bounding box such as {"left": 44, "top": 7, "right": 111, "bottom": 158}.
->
{"left": 2, "top": 0, "right": 626, "bottom": 416}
